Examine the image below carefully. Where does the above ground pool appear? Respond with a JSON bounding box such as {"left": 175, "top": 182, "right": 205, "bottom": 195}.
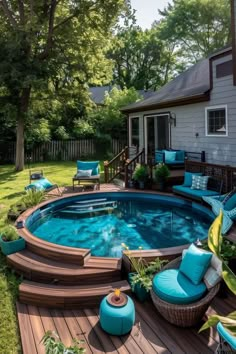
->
{"left": 26, "top": 192, "right": 214, "bottom": 257}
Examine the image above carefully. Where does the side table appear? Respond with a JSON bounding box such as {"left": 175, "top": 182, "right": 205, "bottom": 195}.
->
{"left": 99, "top": 294, "right": 135, "bottom": 335}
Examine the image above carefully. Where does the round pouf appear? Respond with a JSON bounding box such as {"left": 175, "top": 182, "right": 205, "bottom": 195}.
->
{"left": 99, "top": 295, "right": 135, "bottom": 335}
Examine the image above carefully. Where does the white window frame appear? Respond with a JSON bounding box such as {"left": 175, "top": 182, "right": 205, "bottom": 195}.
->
{"left": 129, "top": 116, "right": 140, "bottom": 147}
{"left": 205, "top": 105, "right": 228, "bottom": 137}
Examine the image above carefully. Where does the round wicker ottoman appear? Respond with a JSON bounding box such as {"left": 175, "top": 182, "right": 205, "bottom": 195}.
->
{"left": 99, "top": 294, "right": 135, "bottom": 335}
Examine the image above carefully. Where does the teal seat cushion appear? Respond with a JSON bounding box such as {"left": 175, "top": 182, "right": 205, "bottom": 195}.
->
{"left": 25, "top": 178, "right": 53, "bottom": 191}
{"left": 173, "top": 185, "right": 219, "bottom": 200}
{"left": 183, "top": 172, "right": 202, "bottom": 187}
{"left": 217, "top": 322, "right": 236, "bottom": 350}
{"left": 77, "top": 160, "right": 99, "bottom": 176}
{"left": 179, "top": 244, "right": 212, "bottom": 285}
{"left": 224, "top": 193, "right": 236, "bottom": 211}
{"left": 152, "top": 269, "right": 207, "bottom": 305}
{"left": 175, "top": 150, "right": 185, "bottom": 161}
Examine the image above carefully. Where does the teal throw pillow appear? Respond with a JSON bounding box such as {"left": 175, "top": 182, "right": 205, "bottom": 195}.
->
{"left": 175, "top": 150, "right": 185, "bottom": 161}
{"left": 179, "top": 244, "right": 212, "bottom": 285}
{"left": 183, "top": 172, "right": 202, "bottom": 187}
{"left": 164, "top": 151, "right": 176, "bottom": 162}
{"left": 223, "top": 192, "right": 236, "bottom": 211}
{"left": 191, "top": 175, "right": 209, "bottom": 190}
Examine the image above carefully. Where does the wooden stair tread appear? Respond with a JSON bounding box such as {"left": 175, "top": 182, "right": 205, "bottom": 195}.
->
{"left": 84, "top": 256, "right": 122, "bottom": 270}
{"left": 19, "top": 280, "right": 131, "bottom": 308}
{"left": 8, "top": 250, "right": 120, "bottom": 273}
{"left": 20, "top": 279, "right": 130, "bottom": 294}
{"left": 7, "top": 250, "right": 121, "bottom": 284}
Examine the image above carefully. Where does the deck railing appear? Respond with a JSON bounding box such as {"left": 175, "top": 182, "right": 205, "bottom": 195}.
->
{"left": 104, "top": 146, "right": 129, "bottom": 183}
{"left": 124, "top": 148, "right": 145, "bottom": 187}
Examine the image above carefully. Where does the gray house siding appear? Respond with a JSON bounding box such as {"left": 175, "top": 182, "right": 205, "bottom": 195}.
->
{"left": 129, "top": 53, "right": 236, "bottom": 166}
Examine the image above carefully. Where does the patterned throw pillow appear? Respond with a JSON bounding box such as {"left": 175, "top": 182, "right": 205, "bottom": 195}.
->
{"left": 76, "top": 169, "right": 93, "bottom": 177}
{"left": 191, "top": 175, "right": 209, "bottom": 190}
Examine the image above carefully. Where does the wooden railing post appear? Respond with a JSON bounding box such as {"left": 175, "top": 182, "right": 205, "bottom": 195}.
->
{"left": 104, "top": 160, "right": 109, "bottom": 183}
{"left": 201, "top": 151, "right": 206, "bottom": 162}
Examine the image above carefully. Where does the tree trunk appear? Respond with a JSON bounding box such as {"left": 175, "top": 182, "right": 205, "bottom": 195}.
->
{"left": 15, "top": 87, "right": 31, "bottom": 172}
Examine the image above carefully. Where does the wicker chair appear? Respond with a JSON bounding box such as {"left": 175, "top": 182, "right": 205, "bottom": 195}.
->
{"left": 150, "top": 256, "right": 220, "bottom": 327}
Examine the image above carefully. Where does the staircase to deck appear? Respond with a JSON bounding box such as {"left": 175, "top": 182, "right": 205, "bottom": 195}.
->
{"left": 104, "top": 146, "right": 145, "bottom": 187}
{"left": 8, "top": 245, "right": 130, "bottom": 308}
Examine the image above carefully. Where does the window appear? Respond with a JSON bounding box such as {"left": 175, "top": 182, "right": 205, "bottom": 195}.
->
{"left": 205, "top": 106, "right": 228, "bottom": 136}
{"left": 130, "top": 117, "right": 139, "bottom": 146}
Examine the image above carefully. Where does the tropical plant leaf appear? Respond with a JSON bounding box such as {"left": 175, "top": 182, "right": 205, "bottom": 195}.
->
{"left": 222, "top": 262, "right": 236, "bottom": 295}
{"left": 208, "top": 210, "right": 223, "bottom": 258}
{"left": 199, "top": 312, "right": 236, "bottom": 336}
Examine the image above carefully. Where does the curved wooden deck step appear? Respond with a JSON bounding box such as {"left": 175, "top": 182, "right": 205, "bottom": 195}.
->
{"left": 7, "top": 250, "right": 122, "bottom": 285}
{"left": 19, "top": 280, "right": 131, "bottom": 308}
{"left": 18, "top": 228, "right": 90, "bottom": 265}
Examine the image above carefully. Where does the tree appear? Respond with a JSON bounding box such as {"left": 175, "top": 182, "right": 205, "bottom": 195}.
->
{"left": 109, "top": 22, "right": 179, "bottom": 90}
{"left": 88, "top": 87, "right": 140, "bottom": 138}
{"left": 0, "top": 0, "right": 128, "bottom": 171}
{"left": 158, "top": 0, "right": 231, "bottom": 63}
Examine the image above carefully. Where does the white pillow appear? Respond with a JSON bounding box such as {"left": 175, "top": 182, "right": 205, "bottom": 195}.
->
{"left": 76, "top": 169, "right": 93, "bottom": 177}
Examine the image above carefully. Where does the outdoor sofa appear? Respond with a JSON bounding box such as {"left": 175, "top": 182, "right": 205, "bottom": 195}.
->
{"left": 172, "top": 172, "right": 223, "bottom": 202}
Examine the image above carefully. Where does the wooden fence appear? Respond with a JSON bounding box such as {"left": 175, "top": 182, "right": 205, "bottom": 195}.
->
{"left": 0, "top": 138, "right": 127, "bottom": 164}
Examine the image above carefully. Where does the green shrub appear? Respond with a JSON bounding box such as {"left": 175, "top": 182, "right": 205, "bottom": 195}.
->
{"left": 154, "top": 163, "right": 170, "bottom": 182}
{"left": 0, "top": 225, "right": 19, "bottom": 241}
{"left": 22, "top": 190, "right": 45, "bottom": 208}
{"left": 132, "top": 164, "right": 149, "bottom": 182}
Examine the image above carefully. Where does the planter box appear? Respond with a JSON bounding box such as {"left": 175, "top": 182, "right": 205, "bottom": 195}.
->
{"left": 128, "top": 272, "right": 149, "bottom": 302}
{"left": 0, "top": 236, "right": 26, "bottom": 255}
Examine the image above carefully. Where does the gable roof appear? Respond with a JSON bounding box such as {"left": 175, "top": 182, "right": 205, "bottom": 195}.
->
{"left": 121, "top": 58, "right": 210, "bottom": 113}
{"left": 89, "top": 85, "right": 115, "bottom": 105}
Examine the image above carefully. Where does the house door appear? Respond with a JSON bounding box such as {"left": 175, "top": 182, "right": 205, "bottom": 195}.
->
{"left": 144, "top": 114, "right": 170, "bottom": 161}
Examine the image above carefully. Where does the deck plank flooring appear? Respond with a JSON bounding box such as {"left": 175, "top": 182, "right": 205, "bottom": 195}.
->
{"left": 17, "top": 291, "right": 236, "bottom": 354}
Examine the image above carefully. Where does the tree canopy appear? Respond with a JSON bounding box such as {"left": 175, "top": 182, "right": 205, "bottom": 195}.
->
{"left": 0, "top": 0, "right": 128, "bottom": 170}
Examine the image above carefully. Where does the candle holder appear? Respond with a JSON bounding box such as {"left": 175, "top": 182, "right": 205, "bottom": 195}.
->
{"left": 106, "top": 289, "right": 128, "bottom": 307}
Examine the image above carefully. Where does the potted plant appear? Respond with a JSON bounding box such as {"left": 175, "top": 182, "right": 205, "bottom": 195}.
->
{"left": 154, "top": 163, "right": 170, "bottom": 191}
{"left": 41, "top": 330, "right": 86, "bottom": 354}
{"left": 132, "top": 164, "right": 149, "bottom": 189}
{"left": 7, "top": 202, "right": 27, "bottom": 221}
{"left": 0, "top": 225, "right": 25, "bottom": 255}
{"left": 199, "top": 211, "right": 236, "bottom": 339}
{"left": 122, "top": 243, "right": 167, "bottom": 302}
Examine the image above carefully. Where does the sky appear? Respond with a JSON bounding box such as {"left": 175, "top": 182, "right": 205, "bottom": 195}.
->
{"left": 130, "top": 0, "right": 171, "bottom": 29}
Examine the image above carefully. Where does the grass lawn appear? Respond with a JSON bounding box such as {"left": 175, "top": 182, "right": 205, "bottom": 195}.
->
{"left": 0, "top": 161, "right": 104, "bottom": 353}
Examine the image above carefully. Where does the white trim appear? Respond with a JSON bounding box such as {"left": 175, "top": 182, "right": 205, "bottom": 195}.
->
{"left": 129, "top": 116, "right": 140, "bottom": 147}
{"left": 205, "top": 105, "right": 228, "bottom": 137}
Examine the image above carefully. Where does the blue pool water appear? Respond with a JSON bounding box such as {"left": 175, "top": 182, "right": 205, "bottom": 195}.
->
{"left": 27, "top": 193, "right": 214, "bottom": 257}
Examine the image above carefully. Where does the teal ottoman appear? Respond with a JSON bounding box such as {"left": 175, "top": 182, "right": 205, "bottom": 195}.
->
{"left": 99, "top": 294, "right": 135, "bottom": 335}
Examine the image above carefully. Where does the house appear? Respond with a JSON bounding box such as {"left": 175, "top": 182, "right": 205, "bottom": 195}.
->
{"left": 89, "top": 85, "right": 155, "bottom": 106}
{"left": 121, "top": 0, "right": 236, "bottom": 167}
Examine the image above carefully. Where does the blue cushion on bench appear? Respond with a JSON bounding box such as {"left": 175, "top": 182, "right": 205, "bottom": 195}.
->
{"left": 224, "top": 193, "right": 236, "bottom": 211}
{"left": 77, "top": 161, "right": 99, "bottom": 176}
{"left": 173, "top": 185, "right": 219, "bottom": 200}
{"left": 153, "top": 269, "right": 207, "bottom": 305}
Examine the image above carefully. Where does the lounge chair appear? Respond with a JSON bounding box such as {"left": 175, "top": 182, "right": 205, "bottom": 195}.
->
{"left": 73, "top": 160, "right": 100, "bottom": 191}
{"left": 216, "top": 321, "right": 236, "bottom": 352}
{"left": 150, "top": 244, "right": 221, "bottom": 327}
{"left": 25, "top": 174, "right": 62, "bottom": 196}
{"left": 202, "top": 190, "right": 236, "bottom": 234}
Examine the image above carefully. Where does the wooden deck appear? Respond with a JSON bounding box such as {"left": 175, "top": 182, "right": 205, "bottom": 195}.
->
{"left": 17, "top": 291, "right": 235, "bottom": 354}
